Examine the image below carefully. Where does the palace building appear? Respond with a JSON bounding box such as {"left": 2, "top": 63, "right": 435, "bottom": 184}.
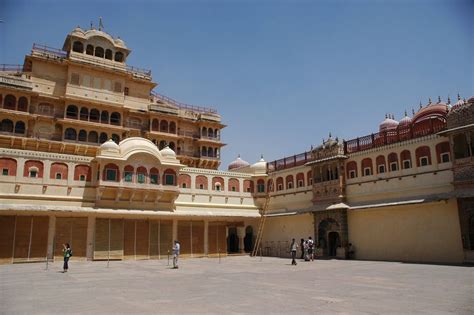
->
{"left": 0, "top": 25, "right": 472, "bottom": 265}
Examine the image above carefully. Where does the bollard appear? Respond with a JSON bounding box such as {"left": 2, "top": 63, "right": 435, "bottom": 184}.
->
{"left": 167, "top": 250, "right": 170, "bottom": 266}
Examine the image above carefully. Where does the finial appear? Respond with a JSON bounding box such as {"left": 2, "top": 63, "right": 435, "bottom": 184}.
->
{"left": 447, "top": 96, "right": 451, "bottom": 104}
{"left": 237, "top": 154, "right": 240, "bottom": 158}
{"left": 419, "top": 101, "right": 422, "bottom": 109}
{"left": 90, "top": 21, "right": 93, "bottom": 30}
{"left": 428, "top": 97, "right": 432, "bottom": 104}
{"left": 99, "top": 17, "right": 104, "bottom": 31}
{"left": 385, "top": 113, "right": 388, "bottom": 119}
{"left": 463, "top": 98, "right": 467, "bottom": 104}
{"left": 457, "top": 93, "right": 461, "bottom": 100}
{"left": 329, "top": 132, "right": 332, "bottom": 138}
{"left": 404, "top": 110, "right": 407, "bottom": 116}
{"left": 438, "top": 96, "right": 441, "bottom": 103}
{"left": 260, "top": 154, "right": 264, "bottom": 159}
{"left": 412, "top": 108, "right": 415, "bottom": 115}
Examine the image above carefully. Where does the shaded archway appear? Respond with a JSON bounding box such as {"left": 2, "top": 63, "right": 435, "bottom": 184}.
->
{"left": 317, "top": 218, "right": 340, "bottom": 256}
{"left": 227, "top": 227, "right": 239, "bottom": 253}
{"left": 244, "top": 226, "right": 253, "bottom": 253}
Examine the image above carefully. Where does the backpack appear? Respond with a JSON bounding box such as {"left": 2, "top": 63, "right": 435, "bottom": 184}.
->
{"left": 68, "top": 249, "right": 73, "bottom": 257}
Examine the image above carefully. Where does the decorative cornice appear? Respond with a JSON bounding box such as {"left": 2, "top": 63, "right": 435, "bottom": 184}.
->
{"left": 181, "top": 167, "right": 253, "bottom": 178}
{"left": 0, "top": 148, "right": 93, "bottom": 163}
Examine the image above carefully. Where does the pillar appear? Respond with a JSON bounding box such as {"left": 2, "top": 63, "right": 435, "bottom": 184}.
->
{"left": 172, "top": 219, "right": 178, "bottom": 241}
{"left": 86, "top": 215, "right": 96, "bottom": 260}
{"left": 237, "top": 226, "right": 245, "bottom": 254}
{"left": 204, "top": 220, "right": 209, "bottom": 256}
{"left": 47, "top": 215, "right": 56, "bottom": 259}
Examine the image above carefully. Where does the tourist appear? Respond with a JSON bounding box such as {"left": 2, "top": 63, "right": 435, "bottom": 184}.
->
{"left": 290, "top": 238, "right": 298, "bottom": 265}
{"left": 348, "top": 243, "right": 355, "bottom": 260}
{"left": 62, "top": 243, "right": 72, "bottom": 273}
{"left": 173, "top": 240, "right": 180, "bottom": 268}
{"left": 303, "top": 240, "right": 310, "bottom": 261}
{"left": 300, "top": 238, "right": 305, "bottom": 259}
{"left": 307, "top": 236, "right": 314, "bottom": 261}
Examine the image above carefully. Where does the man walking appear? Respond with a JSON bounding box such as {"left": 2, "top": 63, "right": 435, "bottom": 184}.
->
{"left": 307, "top": 236, "right": 314, "bottom": 261}
{"left": 290, "top": 238, "right": 298, "bottom": 265}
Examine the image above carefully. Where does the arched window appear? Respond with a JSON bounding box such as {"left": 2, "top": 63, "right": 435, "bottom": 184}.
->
{"left": 212, "top": 176, "right": 224, "bottom": 191}
{"left": 361, "top": 158, "right": 373, "bottom": 176}
{"left": 214, "top": 148, "right": 218, "bottom": 158}
{"left": 202, "top": 127, "right": 207, "bottom": 137}
{"left": 0, "top": 158, "right": 17, "bottom": 176}
{"left": 151, "top": 119, "right": 159, "bottom": 131}
{"left": 4, "top": 95, "right": 16, "bottom": 110}
{"left": 89, "top": 109, "right": 100, "bottom": 122}
{"left": 207, "top": 147, "right": 213, "bottom": 157}
{"left": 376, "top": 155, "right": 386, "bottom": 174}
{"left": 64, "top": 128, "right": 77, "bottom": 140}
{"left": 66, "top": 105, "right": 78, "bottom": 119}
{"left": 110, "top": 112, "right": 121, "bottom": 125}
{"left": 137, "top": 166, "right": 148, "bottom": 184}
{"left": 80, "top": 107, "right": 89, "bottom": 121}
{"left": 257, "top": 179, "right": 265, "bottom": 193}
{"left": 1, "top": 119, "right": 14, "bottom": 133}
{"left": 169, "top": 121, "right": 176, "bottom": 133}
{"left": 163, "top": 169, "right": 176, "bottom": 186}
{"left": 296, "top": 173, "right": 305, "bottom": 188}
{"left": 88, "top": 131, "right": 98, "bottom": 143}
{"left": 17, "top": 97, "right": 28, "bottom": 112}
{"left": 14, "top": 121, "right": 25, "bottom": 134}
{"left": 415, "top": 146, "right": 432, "bottom": 167}
{"left": 100, "top": 111, "right": 109, "bottom": 124}
{"left": 114, "top": 51, "right": 124, "bottom": 62}
{"left": 436, "top": 142, "right": 451, "bottom": 163}
{"left": 86, "top": 44, "right": 94, "bottom": 55}
{"left": 276, "top": 177, "right": 284, "bottom": 191}
{"left": 160, "top": 120, "right": 168, "bottom": 133}
{"left": 24, "top": 160, "right": 43, "bottom": 178}
{"left": 105, "top": 49, "right": 113, "bottom": 60}
{"left": 95, "top": 46, "right": 104, "bottom": 58}
{"left": 201, "top": 146, "right": 207, "bottom": 157}
{"left": 50, "top": 162, "right": 68, "bottom": 180}
{"left": 307, "top": 170, "right": 313, "bottom": 186}
{"left": 78, "top": 130, "right": 87, "bottom": 142}
{"left": 159, "top": 140, "right": 167, "bottom": 150}
{"left": 208, "top": 129, "right": 214, "bottom": 138}
{"left": 285, "top": 175, "right": 294, "bottom": 189}
{"left": 150, "top": 167, "right": 159, "bottom": 184}
{"left": 178, "top": 174, "right": 191, "bottom": 189}
{"left": 400, "top": 150, "right": 412, "bottom": 169}
{"left": 169, "top": 142, "right": 176, "bottom": 151}
{"left": 123, "top": 165, "right": 134, "bottom": 182}
{"left": 244, "top": 180, "right": 254, "bottom": 193}
{"left": 229, "top": 178, "right": 240, "bottom": 192}
{"left": 99, "top": 132, "right": 108, "bottom": 144}
{"left": 195, "top": 175, "right": 208, "bottom": 189}
{"left": 267, "top": 179, "right": 274, "bottom": 192}
{"left": 111, "top": 134, "right": 120, "bottom": 144}
{"left": 74, "top": 165, "right": 91, "bottom": 181}
{"left": 103, "top": 163, "right": 120, "bottom": 182}
{"left": 388, "top": 152, "right": 399, "bottom": 171}
{"left": 346, "top": 161, "right": 357, "bottom": 179}
{"left": 72, "top": 41, "right": 84, "bottom": 53}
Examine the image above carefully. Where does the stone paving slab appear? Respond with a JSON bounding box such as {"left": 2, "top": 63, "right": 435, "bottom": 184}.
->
{"left": 0, "top": 256, "right": 472, "bottom": 314}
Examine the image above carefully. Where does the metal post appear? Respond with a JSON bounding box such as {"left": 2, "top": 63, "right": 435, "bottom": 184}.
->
{"left": 259, "top": 246, "right": 262, "bottom": 262}
{"left": 167, "top": 250, "right": 170, "bottom": 266}
{"left": 218, "top": 248, "right": 221, "bottom": 264}
{"left": 45, "top": 255, "right": 48, "bottom": 271}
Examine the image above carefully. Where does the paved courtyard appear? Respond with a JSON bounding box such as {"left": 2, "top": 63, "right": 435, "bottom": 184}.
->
{"left": 0, "top": 256, "right": 472, "bottom": 314}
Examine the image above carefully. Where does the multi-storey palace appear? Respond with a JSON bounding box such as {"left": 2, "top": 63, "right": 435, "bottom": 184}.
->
{"left": 0, "top": 26, "right": 472, "bottom": 264}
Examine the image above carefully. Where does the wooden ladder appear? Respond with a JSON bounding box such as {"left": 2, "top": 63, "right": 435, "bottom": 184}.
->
{"left": 251, "top": 194, "right": 271, "bottom": 257}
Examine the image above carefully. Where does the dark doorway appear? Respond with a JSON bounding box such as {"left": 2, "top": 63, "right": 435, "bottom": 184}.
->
{"left": 328, "top": 232, "right": 340, "bottom": 257}
{"left": 244, "top": 226, "right": 253, "bottom": 252}
{"left": 227, "top": 227, "right": 239, "bottom": 253}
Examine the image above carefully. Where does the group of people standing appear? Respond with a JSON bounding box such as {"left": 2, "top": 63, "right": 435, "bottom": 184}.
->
{"left": 290, "top": 237, "right": 315, "bottom": 265}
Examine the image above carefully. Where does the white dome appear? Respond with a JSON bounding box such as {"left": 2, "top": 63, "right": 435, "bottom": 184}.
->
{"left": 100, "top": 139, "right": 119, "bottom": 153}
{"left": 160, "top": 146, "right": 176, "bottom": 159}
{"left": 251, "top": 156, "right": 267, "bottom": 173}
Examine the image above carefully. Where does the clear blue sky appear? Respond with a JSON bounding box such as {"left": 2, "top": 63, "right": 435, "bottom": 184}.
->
{"left": 1, "top": 0, "right": 472, "bottom": 169}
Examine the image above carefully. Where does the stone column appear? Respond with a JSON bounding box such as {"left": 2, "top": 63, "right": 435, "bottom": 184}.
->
{"left": 204, "top": 220, "right": 209, "bottom": 256}
{"left": 237, "top": 226, "right": 245, "bottom": 254}
{"left": 47, "top": 215, "right": 56, "bottom": 259}
{"left": 86, "top": 216, "right": 96, "bottom": 260}
{"left": 172, "top": 219, "right": 178, "bottom": 241}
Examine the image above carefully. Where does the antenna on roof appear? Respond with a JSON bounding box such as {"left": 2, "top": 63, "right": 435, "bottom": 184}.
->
{"left": 99, "top": 17, "right": 104, "bottom": 31}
